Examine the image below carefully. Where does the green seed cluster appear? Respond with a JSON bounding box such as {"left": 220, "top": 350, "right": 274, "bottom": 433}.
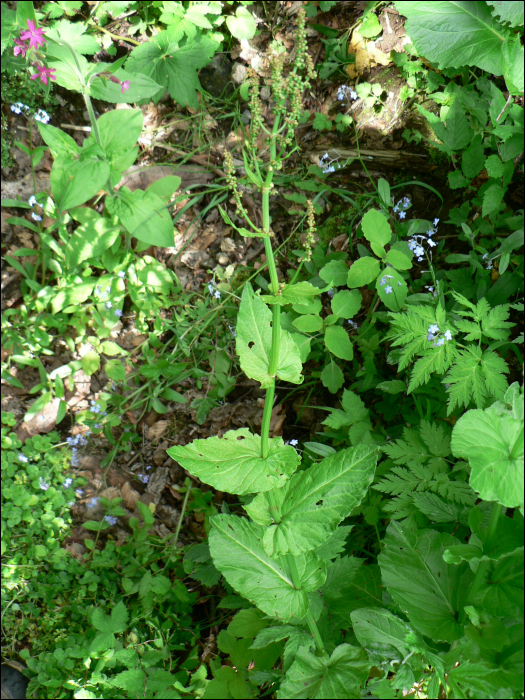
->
{"left": 247, "top": 68, "right": 264, "bottom": 149}
{"left": 303, "top": 199, "right": 317, "bottom": 262}
{"left": 223, "top": 150, "right": 250, "bottom": 222}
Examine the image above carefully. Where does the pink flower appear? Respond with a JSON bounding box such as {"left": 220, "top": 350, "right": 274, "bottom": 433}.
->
{"left": 20, "top": 19, "right": 47, "bottom": 50}
{"left": 30, "top": 65, "right": 57, "bottom": 86}
{"left": 13, "top": 38, "right": 28, "bottom": 57}
{"left": 120, "top": 81, "right": 131, "bottom": 93}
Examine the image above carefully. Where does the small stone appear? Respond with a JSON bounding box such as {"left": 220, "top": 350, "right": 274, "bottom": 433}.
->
{"left": 241, "top": 109, "right": 251, "bottom": 125}
{"left": 217, "top": 253, "right": 229, "bottom": 266}
{"left": 260, "top": 86, "right": 270, "bottom": 101}
{"left": 231, "top": 62, "right": 247, "bottom": 84}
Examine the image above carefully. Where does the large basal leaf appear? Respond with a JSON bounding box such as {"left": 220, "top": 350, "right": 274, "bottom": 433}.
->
{"left": 167, "top": 429, "right": 300, "bottom": 495}
{"left": 379, "top": 523, "right": 474, "bottom": 642}
{"left": 450, "top": 400, "right": 524, "bottom": 509}
{"left": 245, "top": 446, "right": 379, "bottom": 556}
{"left": 351, "top": 608, "right": 415, "bottom": 663}
{"left": 125, "top": 30, "right": 218, "bottom": 108}
{"left": 261, "top": 281, "right": 330, "bottom": 307}
{"left": 395, "top": 1, "right": 510, "bottom": 75}
{"left": 209, "top": 515, "right": 326, "bottom": 622}
{"left": 237, "top": 283, "right": 303, "bottom": 388}
{"left": 277, "top": 643, "right": 371, "bottom": 699}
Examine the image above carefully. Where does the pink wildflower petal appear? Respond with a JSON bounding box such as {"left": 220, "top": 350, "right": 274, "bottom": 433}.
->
{"left": 30, "top": 66, "right": 56, "bottom": 86}
{"left": 20, "top": 19, "right": 47, "bottom": 50}
{"left": 13, "top": 38, "right": 28, "bottom": 57}
{"left": 120, "top": 81, "right": 131, "bottom": 93}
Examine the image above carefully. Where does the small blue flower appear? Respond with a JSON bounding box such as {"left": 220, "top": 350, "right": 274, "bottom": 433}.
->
{"left": 75, "top": 489, "right": 84, "bottom": 497}
{"left": 327, "top": 288, "right": 334, "bottom": 298}
{"left": 433, "top": 218, "right": 439, "bottom": 226}
{"left": 32, "top": 213, "right": 42, "bottom": 222}
{"left": 384, "top": 286, "right": 393, "bottom": 294}
{"left": 428, "top": 324, "right": 439, "bottom": 335}
{"left": 117, "top": 271, "right": 126, "bottom": 278}
{"left": 34, "top": 109, "right": 50, "bottom": 124}
{"left": 114, "top": 309, "right": 123, "bottom": 317}
{"left": 105, "top": 301, "right": 112, "bottom": 309}
{"left": 434, "top": 338, "right": 445, "bottom": 347}
{"left": 427, "top": 238, "right": 437, "bottom": 248}
{"left": 444, "top": 330, "right": 453, "bottom": 341}
{"left": 39, "top": 477, "right": 49, "bottom": 491}
{"left": 146, "top": 465, "right": 152, "bottom": 470}
{"left": 288, "top": 439, "right": 299, "bottom": 446}
{"left": 105, "top": 515, "right": 118, "bottom": 525}
{"left": 63, "top": 478, "right": 73, "bottom": 488}
{"left": 28, "top": 196, "right": 37, "bottom": 207}
{"left": 18, "top": 453, "right": 29, "bottom": 463}
{"left": 347, "top": 320, "right": 358, "bottom": 330}
{"left": 138, "top": 474, "right": 149, "bottom": 484}
{"left": 88, "top": 497, "right": 99, "bottom": 508}
{"left": 398, "top": 211, "right": 406, "bottom": 219}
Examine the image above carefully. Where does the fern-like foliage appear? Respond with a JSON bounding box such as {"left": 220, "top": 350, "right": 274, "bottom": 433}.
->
{"left": 373, "top": 420, "right": 476, "bottom": 522}
{"left": 386, "top": 293, "right": 515, "bottom": 414}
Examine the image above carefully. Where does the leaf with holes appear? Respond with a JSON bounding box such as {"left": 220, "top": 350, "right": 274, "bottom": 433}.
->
{"left": 245, "top": 446, "right": 378, "bottom": 556}
{"left": 209, "top": 515, "right": 326, "bottom": 621}
{"left": 167, "top": 429, "right": 300, "bottom": 495}
{"left": 237, "top": 283, "right": 303, "bottom": 388}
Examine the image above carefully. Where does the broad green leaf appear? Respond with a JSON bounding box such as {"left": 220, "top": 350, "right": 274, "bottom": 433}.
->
{"left": 395, "top": 1, "right": 510, "bottom": 75}
{"left": 261, "top": 281, "right": 329, "bottom": 307}
{"left": 292, "top": 314, "right": 323, "bottom": 333}
{"left": 82, "top": 351, "right": 100, "bottom": 376}
{"left": 379, "top": 523, "right": 474, "bottom": 642}
{"left": 361, "top": 209, "right": 392, "bottom": 252}
{"left": 37, "top": 122, "right": 80, "bottom": 158}
{"left": 51, "top": 151, "right": 110, "bottom": 212}
{"left": 228, "top": 608, "right": 268, "bottom": 639}
{"left": 331, "top": 289, "right": 362, "bottom": 319}
{"left": 416, "top": 99, "right": 473, "bottom": 152}
{"left": 360, "top": 12, "right": 382, "bottom": 38}
{"left": 146, "top": 175, "right": 182, "bottom": 204}
{"left": 51, "top": 279, "right": 96, "bottom": 314}
{"left": 461, "top": 135, "right": 485, "bottom": 179}
{"left": 321, "top": 360, "right": 344, "bottom": 394}
{"left": 319, "top": 260, "right": 348, "bottom": 287}
{"left": 65, "top": 215, "right": 121, "bottom": 269}
{"left": 226, "top": 6, "right": 257, "bottom": 40}
{"left": 487, "top": 0, "right": 524, "bottom": 27}
{"left": 482, "top": 184, "right": 505, "bottom": 217}
{"left": 236, "top": 283, "right": 303, "bottom": 388}
{"left": 385, "top": 248, "right": 412, "bottom": 270}
{"left": 485, "top": 154, "right": 504, "bottom": 179}
{"left": 377, "top": 178, "right": 391, "bottom": 208}
{"left": 324, "top": 325, "right": 353, "bottom": 360}
{"left": 377, "top": 268, "right": 407, "bottom": 311}
{"left": 105, "top": 186, "right": 174, "bottom": 247}
{"left": 209, "top": 515, "right": 326, "bottom": 621}
{"left": 245, "top": 446, "right": 378, "bottom": 556}
{"left": 470, "top": 549, "right": 524, "bottom": 619}
{"left": 501, "top": 36, "right": 524, "bottom": 95}
{"left": 451, "top": 403, "right": 524, "bottom": 509}
{"left": 167, "top": 428, "right": 300, "bottom": 495}
{"left": 90, "top": 108, "right": 143, "bottom": 162}
{"left": 347, "top": 257, "right": 380, "bottom": 287}
{"left": 290, "top": 333, "right": 312, "bottom": 363}
{"left": 322, "top": 561, "right": 383, "bottom": 619}
{"left": 126, "top": 30, "right": 218, "bottom": 108}
{"left": 90, "top": 68, "right": 162, "bottom": 104}
{"left": 277, "top": 643, "right": 370, "bottom": 699}
{"left": 376, "top": 380, "right": 406, "bottom": 394}
{"left": 351, "top": 608, "right": 415, "bottom": 661}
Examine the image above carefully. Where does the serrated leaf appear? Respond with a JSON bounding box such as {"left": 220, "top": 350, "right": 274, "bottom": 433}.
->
{"left": 379, "top": 523, "right": 474, "bottom": 642}
{"left": 482, "top": 184, "right": 505, "bottom": 217}
{"left": 451, "top": 402, "right": 524, "bottom": 508}
{"left": 314, "top": 526, "right": 352, "bottom": 561}
{"left": 167, "top": 429, "right": 299, "bottom": 495}
{"left": 91, "top": 600, "right": 128, "bottom": 634}
{"left": 376, "top": 379, "right": 406, "bottom": 394}
{"left": 347, "top": 257, "right": 381, "bottom": 287}
{"left": 331, "top": 289, "right": 362, "bottom": 319}
{"left": 342, "top": 389, "right": 369, "bottom": 422}
{"left": 351, "top": 608, "right": 415, "bottom": 661}
{"left": 251, "top": 625, "right": 298, "bottom": 649}
{"left": 324, "top": 325, "right": 354, "bottom": 361}
{"left": 461, "top": 135, "right": 485, "bottom": 179}
{"left": 209, "top": 515, "right": 326, "bottom": 621}
{"left": 277, "top": 643, "right": 371, "bottom": 699}
{"left": 237, "top": 283, "right": 303, "bottom": 388}
{"left": 244, "top": 446, "right": 378, "bottom": 556}
{"left": 485, "top": 154, "right": 504, "bottom": 178}
{"left": 126, "top": 30, "right": 218, "bottom": 108}
{"left": 443, "top": 347, "right": 509, "bottom": 414}
{"left": 395, "top": 1, "right": 509, "bottom": 75}
{"left": 228, "top": 608, "right": 267, "bottom": 639}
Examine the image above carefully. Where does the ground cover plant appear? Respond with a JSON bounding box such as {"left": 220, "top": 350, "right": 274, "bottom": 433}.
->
{"left": 1, "top": 1, "right": 523, "bottom": 699}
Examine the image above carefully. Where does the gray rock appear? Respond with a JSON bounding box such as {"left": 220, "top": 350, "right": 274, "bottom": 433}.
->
{"left": 260, "top": 86, "right": 270, "bottom": 101}
{"left": 231, "top": 62, "right": 247, "bottom": 84}
{"left": 241, "top": 109, "right": 252, "bottom": 125}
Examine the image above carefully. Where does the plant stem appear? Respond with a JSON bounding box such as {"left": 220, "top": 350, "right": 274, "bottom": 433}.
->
{"left": 83, "top": 94, "right": 102, "bottom": 147}
{"left": 259, "top": 116, "right": 282, "bottom": 459}
{"left": 286, "top": 554, "right": 325, "bottom": 655}
{"left": 174, "top": 480, "right": 193, "bottom": 546}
